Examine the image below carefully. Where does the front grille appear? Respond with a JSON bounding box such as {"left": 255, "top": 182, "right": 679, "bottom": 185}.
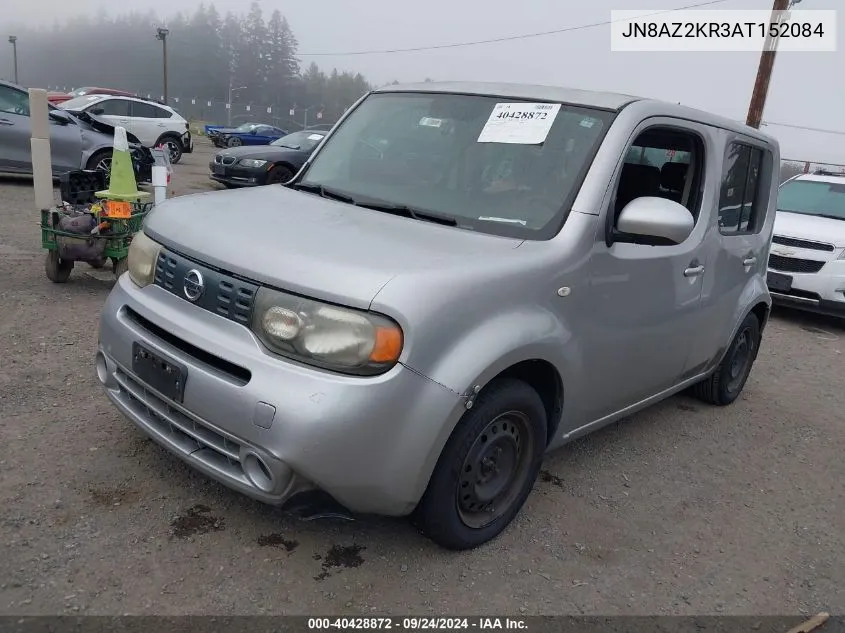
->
{"left": 154, "top": 250, "right": 258, "bottom": 326}
{"left": 214, "top": 155, "right": 236, "bottom": 166}
{"left": 768, "top": 254, "right": 825, "bottom": 274}
{"left": 113, "top": 367, "right": 252, "bottom": 488}
{"left": 772, "top": 235, "right": 834, "bottom": 252}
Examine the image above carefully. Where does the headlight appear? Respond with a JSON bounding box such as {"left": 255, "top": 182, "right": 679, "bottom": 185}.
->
{"left": 251, "top": 287, "right": 403, "bottom": 376}
{"left": 239, "top": 158, "right": 267, "bottom": 168}
{"left": 127, "top": 230, "right": 162, "bottom": 287}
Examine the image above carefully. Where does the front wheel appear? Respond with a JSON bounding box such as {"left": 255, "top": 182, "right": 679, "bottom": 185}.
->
{"left": 265, "top": 165, "right": 293, "bottom": 185}
{"left": 692, "top": 312, "right": 761, "bottom": 406}
{"left": 412, "top": 378, "right": 547, "bottom": 550}
{"left": 227, "top": 136, "right": 242, "bottom": 148}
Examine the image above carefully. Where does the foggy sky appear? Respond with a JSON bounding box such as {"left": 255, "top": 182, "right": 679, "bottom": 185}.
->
{"left": 2, "top": 0, "right": 842, "bottom": 163}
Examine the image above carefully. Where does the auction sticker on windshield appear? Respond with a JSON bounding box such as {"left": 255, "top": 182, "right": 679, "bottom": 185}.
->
{"left": 478, "top": 102, "right": 561, "bottom": 145}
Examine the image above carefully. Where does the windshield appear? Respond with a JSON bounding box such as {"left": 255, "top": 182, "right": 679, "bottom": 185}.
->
{"left": 235, "top": 123, "right": 256, "bottom": 132}
{"left": 69, "top": 88, "right": 93, "bottom": 97}
{"left": 778, "top": 179, "right": 845, "bottom": 220}
{"left": 59, "top": 95, "right": 103, "bottom": 111}
{"left": 272, "top": 130, "right": 325, "bottom": 150}
{"left": 297, "top": 92, "right": 613, "bottom": 239}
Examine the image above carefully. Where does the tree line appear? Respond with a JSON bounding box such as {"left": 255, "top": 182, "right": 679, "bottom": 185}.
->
{"left": 8, "top": 2, "right": 373, "bottom": 124}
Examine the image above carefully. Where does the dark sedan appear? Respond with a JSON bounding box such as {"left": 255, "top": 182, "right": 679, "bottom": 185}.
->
{"left": 209, "top": 129, "right": 327, "bottom": 187}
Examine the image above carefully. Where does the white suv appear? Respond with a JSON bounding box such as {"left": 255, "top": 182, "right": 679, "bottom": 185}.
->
{"left": 59, "top": 94, "right": 192, "bottom": 163}
{"left": 767, "top": 170, "right": 845, "bottom": 319}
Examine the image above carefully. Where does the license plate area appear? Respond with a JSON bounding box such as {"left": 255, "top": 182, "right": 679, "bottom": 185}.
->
{"left": 767, "top": 271, "right": 793, "bottom": 293}
{"left": 132, "top": 342, "right": 187, "bottom": 403}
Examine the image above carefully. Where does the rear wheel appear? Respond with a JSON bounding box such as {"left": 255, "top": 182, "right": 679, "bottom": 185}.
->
{"left": 45, "top": 250, "right": 73, "bottom": 283}
{"left": 159, "top": 137, "right": 183, "bottom": 164}
{"left": 412, "top": 378, "right": 546, "bottom": 550}
{"left": 692, "top": 312, "right": 761, "bottom": 406}
{"left": 266, "top": 165, "right": 293, "bottom": 185}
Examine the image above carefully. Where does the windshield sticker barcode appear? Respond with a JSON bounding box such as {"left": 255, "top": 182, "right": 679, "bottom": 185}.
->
{"left": 419, "top": 117, "right": 443, "bottom": 128}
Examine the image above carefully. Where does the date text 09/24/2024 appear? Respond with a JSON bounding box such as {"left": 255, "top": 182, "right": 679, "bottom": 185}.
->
{"left": 307, "top": 617, "right": 528, "bottom": 630}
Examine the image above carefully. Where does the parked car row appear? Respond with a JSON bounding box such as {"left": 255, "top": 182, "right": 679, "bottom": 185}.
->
{"left": 0, "top": 79, "right": 154, "bottom": 182}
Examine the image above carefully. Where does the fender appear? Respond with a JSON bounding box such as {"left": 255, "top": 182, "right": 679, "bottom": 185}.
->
{"left": 709, "top": 282, "right": 771, "bottom": 374}
{"left": 400, "top": 307, "right": 584, "bottom": 504}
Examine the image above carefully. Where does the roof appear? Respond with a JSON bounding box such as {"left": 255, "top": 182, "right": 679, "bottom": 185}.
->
{"left": 793, "top": 172, "right": 845, "bottom": 183}
{"left": 375, "top": 81, "right": 639, "bottom": 111}
{"left": 373, "top": 80, "right": 778, "bottom": 146}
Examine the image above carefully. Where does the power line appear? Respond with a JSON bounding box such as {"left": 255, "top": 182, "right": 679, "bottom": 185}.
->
{"left": 298, "top": 0, "right": 734, "bottom": 57}
{"left": 762, "top": 121, "right": 845, "bottom": 136}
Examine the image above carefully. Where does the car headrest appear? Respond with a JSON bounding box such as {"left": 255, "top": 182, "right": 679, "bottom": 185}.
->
{"left": 660, "top": 162, "right": 688, "bottom": 192}
{"left": 619, "top": 163, "right": 661, "bottom": 193}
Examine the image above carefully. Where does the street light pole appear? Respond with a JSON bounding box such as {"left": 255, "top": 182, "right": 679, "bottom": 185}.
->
{"left": 227, "top": 80, "right": 247, "bottom": 127}
{"left": 746, "top": 0, "right": 799, "bottom": 129}
{"left": 156, "top": 27, "right": 169, "bottom": 105}
{"left": 8, "top": 36, "right": 18, "bottom": 84}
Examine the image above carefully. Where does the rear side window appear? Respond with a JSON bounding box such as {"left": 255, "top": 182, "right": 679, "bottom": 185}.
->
{"left": 718, "top": 143, "right": 767, "bottom": 234}
{"left": 131, "top": 102, "right": 171, "bottom": 119}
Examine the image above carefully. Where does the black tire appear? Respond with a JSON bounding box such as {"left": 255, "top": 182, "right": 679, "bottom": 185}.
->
{"left": 412, "top": 378, "right": 547, "bottom": 550}
{"left": 86, "top": 149, "right": 113, "bottom": 185}
{"left": 45, "top": 250, "right": 73, "bottom": 283}
{"left": 158, "top": 136, "right": 183, "bottom": 164}
{"left": 692, "top": 312, "right": 761, "bottom": 406}
{"left": 227, "top": 136, "right": 242, "bottom": 148}
{"left": 266, "top": 165, "right": 294, "bottom": 185}
{"left": 88, "top": 257, "right": 107, "bottom": 269}
{"left": 112, "top": 257, "right": 129, "bottom": 278}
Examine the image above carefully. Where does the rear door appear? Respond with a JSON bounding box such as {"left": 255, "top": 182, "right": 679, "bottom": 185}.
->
{"left": 129, "top": 100, "right": 174, "bottom": 146}
{"left": 686, "top": 136, "right": 773, "bottom": 372}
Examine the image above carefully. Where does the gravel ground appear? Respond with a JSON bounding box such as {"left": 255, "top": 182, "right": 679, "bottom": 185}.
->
{"left": 1, "top": 140, "right": 844, "bottom": 617}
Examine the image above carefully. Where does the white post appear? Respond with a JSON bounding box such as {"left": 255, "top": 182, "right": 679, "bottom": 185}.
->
{"left": 28, "top": 88, "right": 54, "bottom": 211}
{"left": 152, "top": 165, "right": 168, "bottom": 205}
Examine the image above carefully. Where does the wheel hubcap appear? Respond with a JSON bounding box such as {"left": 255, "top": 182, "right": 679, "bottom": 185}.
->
{"left": 457, "top": 411, "right": 534, "bottom": 529}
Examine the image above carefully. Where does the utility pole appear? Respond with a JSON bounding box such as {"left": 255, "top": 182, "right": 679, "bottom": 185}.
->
{"left": 8, "top": 36, "right": 18, "bottom": 84}
{"left": 227, "top": 80, "right": 247, "bottom": 127}
{"left": 746, "top": 0, "right": 797, "bottom": 129}
{"left": 156, "top": 27, "right": 169, "bottom": 105}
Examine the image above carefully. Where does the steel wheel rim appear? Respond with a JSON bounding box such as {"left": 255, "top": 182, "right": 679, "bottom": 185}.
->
{"left": 727, "top": 329, "right": 753, "bottom": 393}
{"left": 456, "top": 410, "right": 534, "bottom": 529}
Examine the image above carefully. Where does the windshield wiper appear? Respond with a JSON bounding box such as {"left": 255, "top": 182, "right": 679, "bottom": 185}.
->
{"left": 812, "top": 213, "right": 845, "bottom": 221}
{"left": 292, "top": 182, "right": 355, "bottom": 204}
{"left": 355, "top": 201, "right": 457, "bottom": 226}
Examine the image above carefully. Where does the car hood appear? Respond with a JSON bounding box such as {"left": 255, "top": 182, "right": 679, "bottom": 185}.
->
{"left": 773, "top": 211, "right": 845, "bottom": 249}
{"left": 142, "top": 185, "right": 523, "bottom": 309}
{"left": 209, "top": 127, "right": 242, "bottom": 135}
{"left": 215, "top": 145, "right": 302, "bottom": 160}
{"left": 63, "top": 110, "right": 143, "bottom": 144}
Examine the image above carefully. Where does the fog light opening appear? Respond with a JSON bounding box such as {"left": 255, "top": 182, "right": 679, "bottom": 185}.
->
{"left": 95, "top": 352, "right": 109, "bottom": 385}
{"left": 243, "top": 453, "right": 275, "bottom": 492}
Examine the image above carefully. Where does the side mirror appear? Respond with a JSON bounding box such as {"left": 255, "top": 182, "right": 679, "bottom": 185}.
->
{"left": 616, "top": 196, "right": 694, "bottom": 245}
{"left": 48, "top": 110, "right": 70, "bottom": 125}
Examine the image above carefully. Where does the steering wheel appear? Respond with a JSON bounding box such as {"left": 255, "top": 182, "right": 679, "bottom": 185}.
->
{"left": 14, "top": 105, "right": 27, "bottom": 115}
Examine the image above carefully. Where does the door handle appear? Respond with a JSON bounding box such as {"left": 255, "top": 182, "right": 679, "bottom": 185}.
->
{"left": 684, "top": 265, "right": 705, "bottom": 277}
{"left": 742, "top": 256, "right": 757, "bottom": 266}
{"left": 0, "top": 118, "right": 13, "bottom": 126}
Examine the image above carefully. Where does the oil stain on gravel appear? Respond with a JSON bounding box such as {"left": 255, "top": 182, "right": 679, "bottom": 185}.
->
{"left": 170, "top": 504, "right": 225, "bottom": 538}
{"left": 314, "top": 544, "right": 366, "bottom": 581}
{"left": 256, "top": 533, "right": 299, "bottom": 552}
{"left": 540, "top": 470, "right": 565, "bottom": 488}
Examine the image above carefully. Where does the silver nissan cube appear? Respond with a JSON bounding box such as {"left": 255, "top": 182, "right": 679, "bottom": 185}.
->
{"left": 96, "top": 81, "right": 778, "bottom": 550}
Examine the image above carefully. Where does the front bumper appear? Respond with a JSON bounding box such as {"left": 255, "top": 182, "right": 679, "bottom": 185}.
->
{"left": 208, "top": 162, "right": 266, "bottom": 187}
{"left": 97, "top": 274, "right": 463, "bottom": 515}
{"left": 767, "top": 259, "right": 845, "bottom": 318}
